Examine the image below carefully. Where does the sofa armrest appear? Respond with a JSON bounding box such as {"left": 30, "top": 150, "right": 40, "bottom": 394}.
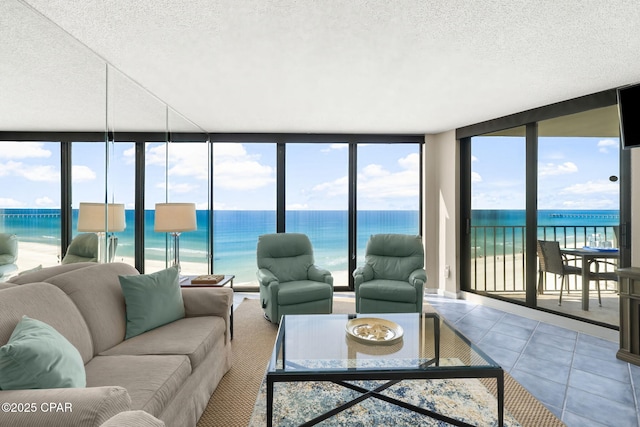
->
{"left": 308, "top": 265, "right": 333, "bottom": 285}
{"left": 0, "top": 386, "right": 131, "bottom": 427}
{"left": 182, "top": 287, "right": 233, "bottom": 343}
{"left": 182, "top": 287, "right": 233, "bottom": 318}
{"left": 101, "top": 410, "right": 165, "bottom": 427}
{"left": 256, "top": 268, "right": 278, "bottom": 287}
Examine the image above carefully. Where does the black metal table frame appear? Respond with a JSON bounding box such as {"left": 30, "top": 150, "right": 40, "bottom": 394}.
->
{"left": 266, "top": 314, "right": 504, "bottom": 427}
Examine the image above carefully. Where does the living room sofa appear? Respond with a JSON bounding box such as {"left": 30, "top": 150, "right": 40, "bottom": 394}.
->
{"left": 0, "top": 262, "right": 233, "bottom": 427}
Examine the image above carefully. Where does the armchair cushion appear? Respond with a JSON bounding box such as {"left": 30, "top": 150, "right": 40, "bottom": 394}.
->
{"left": 366, "top": 234, "right": 424, "bottom": 281}
{"left": 62, "top": 233, "right": 99, "bottom": 264}
{"left": 257, "top": 233, "right": 314, "bottom": 282}
{"left": 357, "top": 280, "right": 418, "bottom": 303}
{"left": 277, "top": 280, "right": 333, "bottom": 305}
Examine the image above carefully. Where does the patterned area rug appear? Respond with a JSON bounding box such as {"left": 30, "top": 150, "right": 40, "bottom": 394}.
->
{"left": 249, "top": 375, "right": 520, "bottom": 426}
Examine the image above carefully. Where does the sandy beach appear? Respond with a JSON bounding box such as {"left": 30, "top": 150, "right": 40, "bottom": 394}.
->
{"left": 10, "top": 241, "right": 349, "bottom": 289}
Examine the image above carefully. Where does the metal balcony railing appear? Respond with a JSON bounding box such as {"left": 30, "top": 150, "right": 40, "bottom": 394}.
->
{"left": 469, "top": 225, "right": 618, "bottom": 293}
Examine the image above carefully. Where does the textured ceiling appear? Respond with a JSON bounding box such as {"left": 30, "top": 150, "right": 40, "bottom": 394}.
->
{"left": 3, "top": 0, "right": 640, "bottom": 134}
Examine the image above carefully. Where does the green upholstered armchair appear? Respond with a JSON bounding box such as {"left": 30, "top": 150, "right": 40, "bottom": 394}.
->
{"left": 256, "top": 233, "right": 333, "bottom": 324}
{"left": 353, "top": 234, "right": 427, "bottom": 313}
{"left": 62, "top": 233, "right": 99, "bottom": 264}
{"left": 0, "top": 233, "right": 18, "bottom": 279}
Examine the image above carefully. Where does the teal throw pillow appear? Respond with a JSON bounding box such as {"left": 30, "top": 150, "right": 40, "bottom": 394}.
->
{"left": 119, "top": 266, "right": 185, "bottom": 339}
{"left": 0, "top": 315, "right": 86, "bottom": 390}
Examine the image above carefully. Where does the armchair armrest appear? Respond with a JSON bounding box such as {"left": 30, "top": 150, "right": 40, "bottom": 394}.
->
{"left": 308, "top": 265, "right": 333, "bottom": 285}
{"left": 409, "top": 268, "right": 427, "bottom": 287}
{"left": 256, "top": 268, "right": 279, "bottom": 287}
{"left": 0, "top": 386, "right": 131, "bottom": 427}
{"left": 353, "top": 264, "right": 374, "bottom": 287}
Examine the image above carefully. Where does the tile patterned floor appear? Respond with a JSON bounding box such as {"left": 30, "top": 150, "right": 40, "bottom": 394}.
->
{"left": 234, "top": 293, "right": 640, "bottom": 426}
{"left": 425, "top": 295, "right": 639, "bottom": 427}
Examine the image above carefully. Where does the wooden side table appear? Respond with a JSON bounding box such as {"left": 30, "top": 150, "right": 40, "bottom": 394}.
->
{"left": 180, "top": 274, "right": 235, "bottom": 339}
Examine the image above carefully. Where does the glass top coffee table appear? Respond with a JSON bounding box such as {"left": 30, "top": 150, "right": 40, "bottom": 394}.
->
{"left": 266, "top": 312, "right": 504, "bottom": 427}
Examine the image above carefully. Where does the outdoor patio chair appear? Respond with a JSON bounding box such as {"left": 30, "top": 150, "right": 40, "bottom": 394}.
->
{"left": 536, "top": 240, "right": 606, "bottom": 306}
{"left": 256, "top": 233, "right": 333, "bottom": 324}
{"left": 353, "top": 233, "right": 426, "bottom": 313}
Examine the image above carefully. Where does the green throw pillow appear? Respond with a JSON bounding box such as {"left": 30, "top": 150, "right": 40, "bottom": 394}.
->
{"left": 119, "top": 266, "right": 185, "bottom": 339}
{"left": 0, "top": 315, "right": 86, "bottom": 390}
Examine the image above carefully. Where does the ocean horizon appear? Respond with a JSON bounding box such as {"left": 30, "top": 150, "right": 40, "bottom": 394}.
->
{"left": 0, "top": 208, "right": 619, "bottom": 283}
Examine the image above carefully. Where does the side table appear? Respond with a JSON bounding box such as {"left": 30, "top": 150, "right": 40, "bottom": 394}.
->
{"left": 180, "top": 274, "right": 235, "bottom": 339}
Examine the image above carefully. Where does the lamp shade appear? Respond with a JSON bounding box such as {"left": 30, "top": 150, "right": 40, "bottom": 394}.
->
{"left": 77, "top": 203, "right": 126, "bottom": 232}
{"left": 154, "top": 203, "right": 197, "bottom": 233}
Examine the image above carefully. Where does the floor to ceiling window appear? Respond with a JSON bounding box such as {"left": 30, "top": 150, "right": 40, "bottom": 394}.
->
{"left": 356, "top": 143, "right": 421, "bottom": 265}
{"left": 0, "top": 141, "right": 61, "bottom": 268}
{"left": 469, "top": 127, "right": 526, "bottom": 302}
{"left": 460, "top": 91, "right": 627, "bottom": 329}
{"left": 285, "top": 143, "right": 349, "bottom": 286}
{"left": 536, "top": 106, "right": 620, "bottom": 326}
{"left": 212, "top": 142, "right": 277, "bottom": 289}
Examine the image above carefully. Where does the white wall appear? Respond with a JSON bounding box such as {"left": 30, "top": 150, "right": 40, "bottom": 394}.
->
{"left": 424, "top": 131, "right": 459, "bottom": 297}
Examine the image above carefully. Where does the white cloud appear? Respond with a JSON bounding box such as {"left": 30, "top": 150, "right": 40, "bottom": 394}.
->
{"left": 0, "top": 142, "right": 51, "bottom": 159}
{"left": 0, "top": 197, "right": 23, "bottom": 207}
{"left": 35, "top": 196, "right": 55, "bottom": 207}
{"left": 321, "top": 144, "right": 349, "bottom": 152}
{"left": 312, "top": 176, "right": 348, "bottom": 197}
{"left": 471, "top": 155, "right": 478, "bottom": 162}
{"left": 560, "top": 179, "right": 619, "bottom": 195}
{"left": 213, "top": 143, "right": 274, "bottom": 190}
{"left": 16, "top": 164, "right": 58, "bottom": 182}
{"left": 72, "top": 165, "right": 96, "bottom": 183}
{"left": 598, "top": 138, "right": 619, "bottom": 154}
{"left": 472, "top": 171, "right": 482, "bottom": 182}
{"left": 0, "top": 160, "right": 58, "bottom": 182}
{"left": 539, "top": 162, "right": 578, "bottom": 176}
{"left": 169, "top": 182, "right": 198, "bottom": 194}
{"left": 310, "top": 153, "right": 420, "bottom": 207}
{"left": 287, "top": 203, "right": 309, "bottom": 209}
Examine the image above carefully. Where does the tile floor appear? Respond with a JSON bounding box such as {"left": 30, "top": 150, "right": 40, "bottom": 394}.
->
{"left": 234, "top": 293, "right": 640, "bottom": 426}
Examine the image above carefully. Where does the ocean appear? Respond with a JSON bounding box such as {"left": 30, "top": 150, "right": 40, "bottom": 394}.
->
{"left": 0, "top": 209, "right": 619, "bottom": 283}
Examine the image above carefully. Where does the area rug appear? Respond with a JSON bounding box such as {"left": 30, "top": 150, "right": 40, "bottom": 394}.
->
{"left": 196, "top": 298, "right": 564, "bottom": 427}
{"left": 249, "top": 371, "right": 520, "bottom": 426}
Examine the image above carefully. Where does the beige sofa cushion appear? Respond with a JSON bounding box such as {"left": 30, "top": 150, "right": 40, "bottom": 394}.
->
{"left": 101, "top": 410, "right": 165, "bottom": 427}
{"left": 7, "top": 262, "right": 96, "bottom": 284}
{"left": 85, "top": 355, "right": 191, "bottom": 418}
{"left": 99, "top": 316, "right": 225, "bottom": 369}
{"left": 44, "top": 262, "right": 139, "bottom": 355}
{"left": 0, "top": 283, "right": 93, "bottom": 363}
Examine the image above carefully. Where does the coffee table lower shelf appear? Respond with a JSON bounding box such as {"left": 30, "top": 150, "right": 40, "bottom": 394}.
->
{"left": 266, "top": 369, "right": 504, "bottom": 427}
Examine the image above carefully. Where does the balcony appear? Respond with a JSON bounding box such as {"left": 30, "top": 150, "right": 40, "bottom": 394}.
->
{"left": 469, "top": 223, "right": 619, "bottom": 327}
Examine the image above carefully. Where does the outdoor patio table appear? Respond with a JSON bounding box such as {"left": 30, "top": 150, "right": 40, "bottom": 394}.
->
{"left": 560, "top": 248, "right": 619, "bottom": 311}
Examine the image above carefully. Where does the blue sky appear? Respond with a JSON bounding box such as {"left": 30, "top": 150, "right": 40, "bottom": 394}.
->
{"left": 471, "top": 135, "right": 620, "bottom": 210}
{"left": 0, "top": 137, "right": 619, "bottom": 211}
{"left": 0, "top": 141, "right": 420, "bottom": 210}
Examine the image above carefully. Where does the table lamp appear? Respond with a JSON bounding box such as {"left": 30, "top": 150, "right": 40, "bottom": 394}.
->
{"left": 154, "top": 203, "right": 197, "bottom": 273}
{"left": 77, "top": 202, "right": 126, "bottom": 263}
